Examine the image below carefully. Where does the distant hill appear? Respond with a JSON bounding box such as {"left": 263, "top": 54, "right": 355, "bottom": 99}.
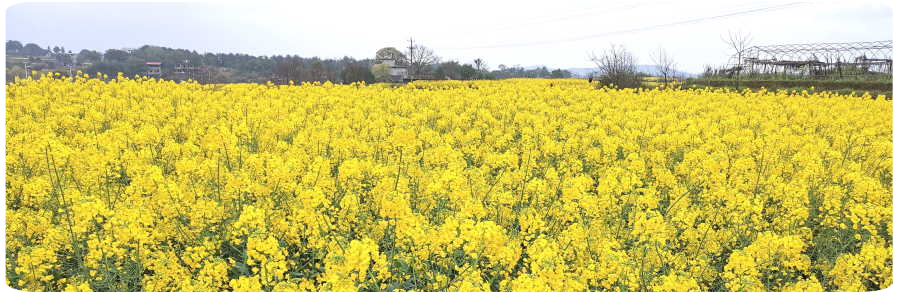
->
{"left": 566, "top": 68, "right": 598, "bottom": 78}
{"left": 634, "top": 65, "right": 697, "bottom": 78}
{"left": 566, "top": 66, "right": 697, "bottom": 78}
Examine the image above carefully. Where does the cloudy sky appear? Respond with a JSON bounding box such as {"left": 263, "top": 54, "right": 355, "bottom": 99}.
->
{"left": 4, "top": 0, "right": 893, "bottom": 72}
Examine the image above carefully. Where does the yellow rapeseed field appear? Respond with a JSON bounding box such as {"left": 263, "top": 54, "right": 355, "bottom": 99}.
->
{"left": 5, "top": 74, "right": 893, "bottom": 291}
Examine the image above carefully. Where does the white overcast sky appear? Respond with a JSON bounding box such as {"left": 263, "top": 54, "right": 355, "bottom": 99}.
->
{"left": 4, "top": 0, "right": 894, "bottom": 73}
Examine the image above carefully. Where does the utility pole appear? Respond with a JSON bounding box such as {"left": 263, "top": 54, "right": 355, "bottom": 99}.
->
{"left": 65, "top": 50, "right": 74, "bottom": 79}
{"left": 408, "top": 37, "right": 415, "bottom": 77}
{"left": 23, "top": 61, "right": 30, "bottom": 79}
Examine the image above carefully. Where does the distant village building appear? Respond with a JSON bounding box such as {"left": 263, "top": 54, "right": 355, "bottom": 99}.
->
{"left": 20, "top": 56, "right": 62, "bottom": 70}
{"left": 375, "top": 47, "right": 408, "bottom": 82}
{"left": 122, "top": 47, "right": 137, "bottom": 55}
{"left": 146, "top": 62, "right": 162, "bottom": 77}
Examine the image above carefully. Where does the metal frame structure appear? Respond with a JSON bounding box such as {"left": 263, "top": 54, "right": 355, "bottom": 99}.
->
{"left": 724, "top": 40, "right": 892, "bottom": 79}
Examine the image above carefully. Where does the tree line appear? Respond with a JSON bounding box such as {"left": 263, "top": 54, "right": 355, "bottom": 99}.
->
{"left": 6, "top": 40, "right": 573, "bottom": 84}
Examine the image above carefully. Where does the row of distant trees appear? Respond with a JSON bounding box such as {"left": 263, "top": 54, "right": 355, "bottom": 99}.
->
{"left": 8, "top": 32, "right": 764, "bottom": 87}
{"left": 370, "top": 42, "right": 572, "bottom": 82}
{"left": 6, "top": 40, "right": 78, "bottom": 68}
{"left": 7, "top": 40, "right": 573, "bottom": 84}
{"left": 6, "top": 40, "right": 55, "bottom": 56}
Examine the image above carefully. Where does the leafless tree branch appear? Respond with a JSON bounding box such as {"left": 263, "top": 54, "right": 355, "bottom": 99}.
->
{"left": 650, "top": 47, "right": 678, "bottom": 84}
{"left": 589, "top": 44, "right": 641, "bottom": 88}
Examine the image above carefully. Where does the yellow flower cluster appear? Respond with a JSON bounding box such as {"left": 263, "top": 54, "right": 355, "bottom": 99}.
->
{"left": 5, "top": 74, "right": 892, "bottom": 291}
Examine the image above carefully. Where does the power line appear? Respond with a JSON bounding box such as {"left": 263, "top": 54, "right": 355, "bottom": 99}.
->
{"left": 438, "top": 2, "right": 807, "bottom": 50}
{"left": 431, "top": 1, "right": 766, "bottom": 41}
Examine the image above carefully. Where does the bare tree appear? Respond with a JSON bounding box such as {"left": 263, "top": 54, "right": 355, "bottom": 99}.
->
{"left": 473, "top": 58, "right": 488, "bottom": 78}
{"left": 589, "top": 44, "right": 641, "bottom": 89}
{"left": 406, "top": 39, "right": 440, "bottom": 78}
{"left": 722, "top": 30, "right": 753, "bottom": 88}
{"left": 651, "top": 47, "right": 678, "bottom": 86}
